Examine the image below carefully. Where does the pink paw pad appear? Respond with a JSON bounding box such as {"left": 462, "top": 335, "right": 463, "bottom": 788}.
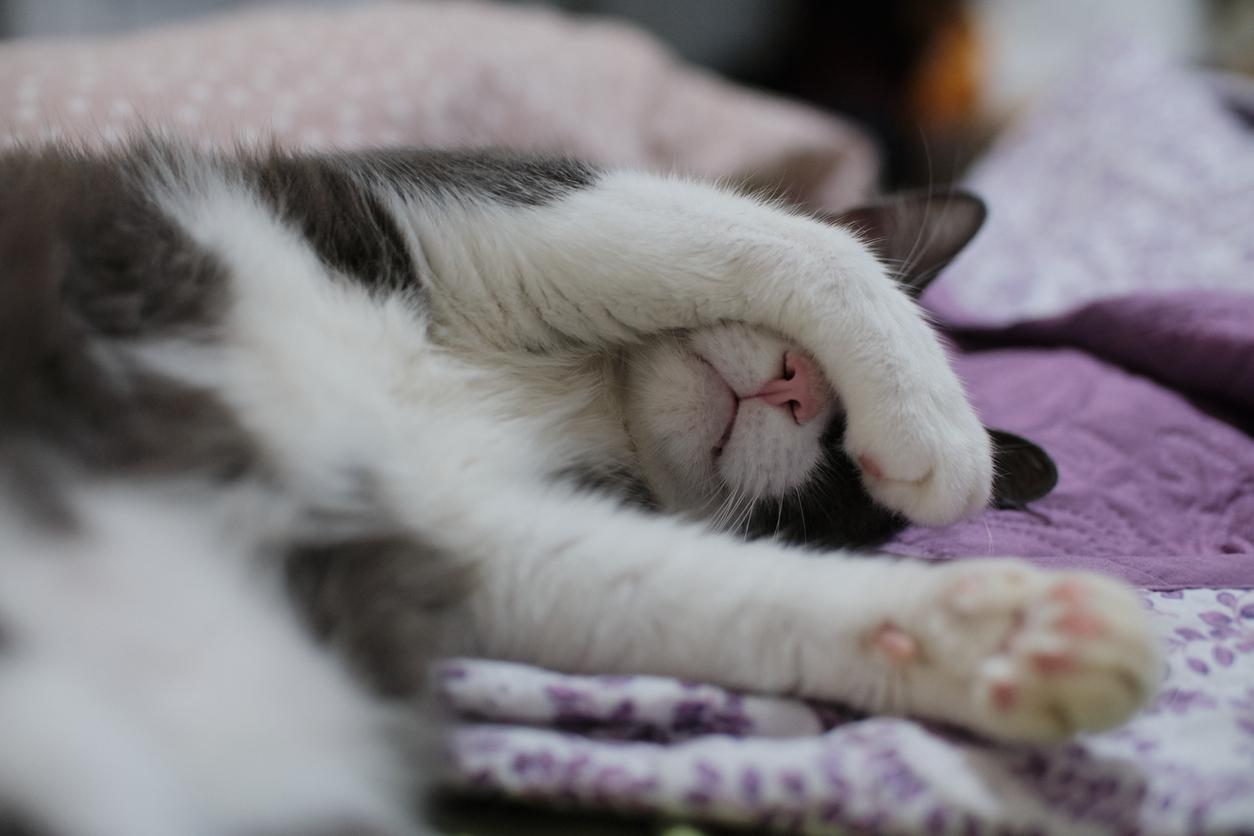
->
{"left": 1057, "top": 609, "right": 1105, "bottom": 638}
{"left": 858, "top": 454, "right": 884, "bottom": 480}
{"left": 1047, "top": 579, "right": 1106, "bottom": 637}
{"left": 952, "top": 576, "right": 981, "bottom": 597}
{"left": 871, "top": 623, "right": 918, "bottom": 664}
{"left": 1049, "top": 579, "right": 1089, "bottom": 604}
{"left": 991, "top": 681, "right": 1019, "bottom": 711}
{"left": 1032, "top": 651, "right": 1075, "bottom": 675}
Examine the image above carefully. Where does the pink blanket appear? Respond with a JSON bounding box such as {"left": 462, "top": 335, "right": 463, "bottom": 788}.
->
{"left": 0, "top": 1, "right": 877, "bottom": 210}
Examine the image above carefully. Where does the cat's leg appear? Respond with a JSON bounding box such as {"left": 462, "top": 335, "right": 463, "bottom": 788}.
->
{"left": 439, "top": 490, "right": 1159, "bottom": 744}
{"left": 0, "top": 484, "right": 427, "bottom": 836}
{"left": 404, "top": 172, "right": 991, "bottom": 527}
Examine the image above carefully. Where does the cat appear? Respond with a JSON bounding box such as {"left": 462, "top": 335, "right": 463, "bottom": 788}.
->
{"left": 0, "top": 140, "right": 1159, "bottom": 836}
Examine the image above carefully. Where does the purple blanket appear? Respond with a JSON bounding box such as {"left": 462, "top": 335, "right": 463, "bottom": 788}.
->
{"left": 889, "top": 292, "right": 1254, "bottom": 589}
{"left": 442, "top": 44, "right": 1254, "bottom": 832}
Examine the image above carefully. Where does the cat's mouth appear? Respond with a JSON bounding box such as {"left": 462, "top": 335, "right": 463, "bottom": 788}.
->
{"left": 713, "top": 404, "right": 737, "bottom": 458}
{"left": 695, "top": 356, "right": 739, "bottom": 459}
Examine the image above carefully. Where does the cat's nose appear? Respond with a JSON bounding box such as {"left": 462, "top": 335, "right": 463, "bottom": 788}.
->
{"left": 752, "top": 352, "right": 826, "bottom": 424}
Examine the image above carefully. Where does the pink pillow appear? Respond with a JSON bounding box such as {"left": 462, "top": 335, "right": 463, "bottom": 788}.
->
{"left": 0, "top": 1, "right": 877, "bottom": 209}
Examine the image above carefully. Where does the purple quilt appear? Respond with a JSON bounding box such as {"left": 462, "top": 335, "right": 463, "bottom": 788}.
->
{"left": 889, "top": 294, "right": 1254, "bottom": 589}
{"left": 440, "top": 44, "right": 1254, "bottom": 832}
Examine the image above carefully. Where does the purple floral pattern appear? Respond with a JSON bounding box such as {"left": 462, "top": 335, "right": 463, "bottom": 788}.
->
{"left": 442, "top": 590, "right": 1254, "bottom": 833}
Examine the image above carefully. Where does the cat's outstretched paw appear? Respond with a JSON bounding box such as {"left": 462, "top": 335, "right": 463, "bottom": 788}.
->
{"left": 894, "top": 562, "right": 1160, "bottom": 743}
{"left": 844, "top": 393, "right": 992, "bottom": 527}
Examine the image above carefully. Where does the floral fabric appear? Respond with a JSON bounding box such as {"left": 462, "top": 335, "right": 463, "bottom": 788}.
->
{"left": 442, "top": 590, "right": 1254, "bottom": 833}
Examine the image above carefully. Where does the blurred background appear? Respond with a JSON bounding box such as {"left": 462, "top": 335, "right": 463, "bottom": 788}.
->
{"left": 1, "top": 0, "right": 1250, "bottom": 186}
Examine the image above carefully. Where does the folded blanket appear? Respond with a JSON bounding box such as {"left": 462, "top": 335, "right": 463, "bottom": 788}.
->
{"left": 443, "top": 587, "right": 1254, "bottom": 832}
{"left": 442, "top": 43, "right": 1254, "bottom": 833}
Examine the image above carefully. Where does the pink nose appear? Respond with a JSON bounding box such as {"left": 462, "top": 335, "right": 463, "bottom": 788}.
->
{"left": 752, "top": 352, "right": 826, "bottom": 424}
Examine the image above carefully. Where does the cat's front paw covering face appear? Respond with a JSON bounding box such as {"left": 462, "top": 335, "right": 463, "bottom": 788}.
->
{"left": 843, "top": 367, "right": 993, "bottom": 527}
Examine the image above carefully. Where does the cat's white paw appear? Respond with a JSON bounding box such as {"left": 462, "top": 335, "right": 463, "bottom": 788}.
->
{"left": 885, "top": 562, "right": 1160, "bottom": 743}
{"left": 843, "top": 387, "right": 992, "bottom": 526}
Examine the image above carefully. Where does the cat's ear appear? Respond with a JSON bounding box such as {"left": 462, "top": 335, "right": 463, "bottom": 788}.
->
{"left": 820, "top": 189, "right": 987, "bottom": 297}
{"left": 988, "top": 428, "right": 1058, "bottom": 510}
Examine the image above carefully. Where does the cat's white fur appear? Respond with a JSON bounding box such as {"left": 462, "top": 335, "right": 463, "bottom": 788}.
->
{"left": 0, "top": 485, "right": 412, "bottom": 836}
{"left": 0, "top": 161, "right": 1159, "bottom": 834}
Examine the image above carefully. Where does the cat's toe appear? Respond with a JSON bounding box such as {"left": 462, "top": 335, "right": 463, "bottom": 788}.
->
{"left": 946, "top": 568, "right": 1161, "bottom": 743}
{"left": 845, "top": 403, "right": 992, "bottom": 526}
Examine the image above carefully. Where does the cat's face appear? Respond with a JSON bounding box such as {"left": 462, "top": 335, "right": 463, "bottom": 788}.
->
{"left": 618, "top": 190, "right": 1058, "bottom": 548}
{"left": 622, "top": 322, "right": 906, "bottom": 548}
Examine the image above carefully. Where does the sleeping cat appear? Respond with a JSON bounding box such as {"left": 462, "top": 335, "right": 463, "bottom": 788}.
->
{"left": 0, "top": 141, "right": 1158, "bottom": 835}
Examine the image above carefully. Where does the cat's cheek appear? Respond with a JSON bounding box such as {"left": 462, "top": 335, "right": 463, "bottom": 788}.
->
{"left": 634, "top": 444, "right": 721, "bottom": 515}
{"left": 622, "top": 343, "right": 731, "bottom": 501}
{"left": 623, "top": 397, "right": 720, "bottom": 513}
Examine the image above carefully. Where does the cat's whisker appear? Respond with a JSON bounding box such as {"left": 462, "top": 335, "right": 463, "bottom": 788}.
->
{"left": 722, "top": 491, "right": 737, "bottom": 536}
{"left": 793, "top": 486, "right": 807, "bottom": 542}
{"left": 711, "top": 485, "right": 740, "bottom": 534}
{"left": 716, "top": 488, "right": 739, "bottom": 535}
{"left": 734, "top": 489, "right": 762, "bottom": 540}
{"left": 699, "top": 492, "right": 724, "bottom": 531}
{"left": 895, "top": 126, "right": 939, "bottom": 284}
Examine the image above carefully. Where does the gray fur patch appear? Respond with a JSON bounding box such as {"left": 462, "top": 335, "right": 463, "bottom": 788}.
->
{"left": 246, "top": 152, "right": 418, "bottom": 294}
{"left": 286, "top": 532, "right": 472, "bottom": 698}
{"left": 561, "top": 463, "right": 658, "bottom": 512}
{"left": 242, "top": 148, "right": 596, "bottom": 297}
{"left": 0, "top": 144, "right": 256, "bottom": 529}
{"left": 3, "top": 147, "right": 229, "bottom": 340}
{"left": 341, "top": 148, "right": 599, "bottom": 207}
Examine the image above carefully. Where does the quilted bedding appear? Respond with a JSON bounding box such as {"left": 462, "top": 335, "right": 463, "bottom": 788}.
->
{"left": 439, "top": 46, "right": 1254, "bottom": 834}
